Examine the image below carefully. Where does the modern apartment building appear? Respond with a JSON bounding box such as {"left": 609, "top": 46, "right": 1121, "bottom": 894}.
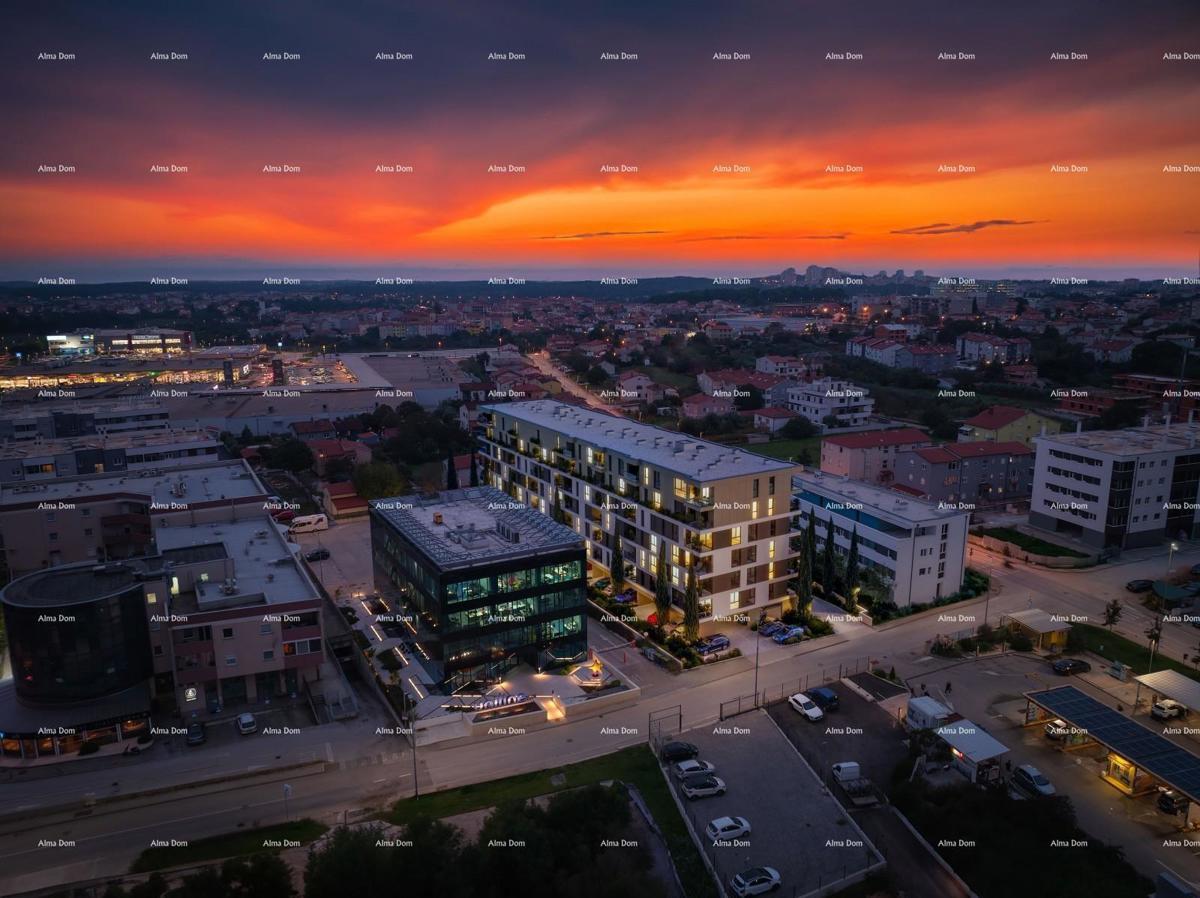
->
{"left": 0, "top": 516, "right": 325, "bottom": 760}
{"left": 0, "top": 459, "right": 271, "bottom": 574}
{"left": 370, "top": 487, "right": 587, "bottom": 691}
{"left": 820, "top": 428, "right": 934, "bottom": 483}
{"left": 479, "top": 400, "right": 801, "bottom": 622}
{"left": 785, "top": 378, "right": 874, "bottom": 430}
{"left": 895, "top": 441, "right": 1034, "bottom": 509}
{"left": 1029, "top": 419, "right": 1200, "bottom": 549}
{"left": 955, "top": 333, "right": 1032, "bottom": 364}
{"left": 793, "top": 471, "right": 970, "bottom": 607}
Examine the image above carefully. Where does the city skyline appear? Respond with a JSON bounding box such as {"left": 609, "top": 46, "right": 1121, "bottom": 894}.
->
{"left": 3, "top": 0, "right": 1198, "bottom": 280}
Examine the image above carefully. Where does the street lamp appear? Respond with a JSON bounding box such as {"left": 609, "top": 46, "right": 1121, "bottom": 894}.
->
{"left": 1168, "top": 541, "right": 1179, "bottom": 578}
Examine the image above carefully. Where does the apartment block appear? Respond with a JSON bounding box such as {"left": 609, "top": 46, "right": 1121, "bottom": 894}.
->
{"left": 895, "top": 441, "right": 1034, "bottom": 509}
{"left": 820, "top": 428, "right": 933, "bottom": 483}
{"left": 785, "top": 378, "right": 874, "bottom": 430}
{"left": 793, "top": 471, "right": 970, "bottom": 607}
{"left": 1029, "top": 420, "right": 1200, "bottom": 549}
{"left": 479, "top": 400, "right": 801, "bottom": 623}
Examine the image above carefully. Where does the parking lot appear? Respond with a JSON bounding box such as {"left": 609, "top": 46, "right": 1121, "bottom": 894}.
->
{"left": 666, "top": 708, "right": 882, "bottom": 897}
{"left": 927, "top": 651, "right": 1200, "bottom": 885}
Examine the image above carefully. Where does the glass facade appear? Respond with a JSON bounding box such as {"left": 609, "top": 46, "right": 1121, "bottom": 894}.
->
{"left": 4, "top": 584, "right": 153, "bottom": 704}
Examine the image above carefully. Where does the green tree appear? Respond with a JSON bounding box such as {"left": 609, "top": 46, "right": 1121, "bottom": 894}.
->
{"left": 780, "top": 416, "right": 817, "bottom": 439}
{"left": 844, "top": 525, "right": 860, "bottom": 606}
{"left": 1102, "top": 598, "right": 1123, "bottom": 631}
{"left": 469, "top": 450, "right": 479, "bottom": 487}
{"left": 805, "top": 514, "right": 817, "bottom": 593}
{"left": 304, "top": 826, "right": 396, "bottom": 898}
{"left": 821, "top": 516, "right": 836, "bottom": 594}
{"left": 352, "top": 461, "right": 406, "bottom": 500}
{"left": 551, "top": 487, "right": 567, "bottom": 525}
{"left": 653, "top": 543, "right": 671, "bottom": 624}
{"left": 446, "top": 447, "right": 459, "bottom": 490}
{"left": 793, "top": 523, "right": 811, "bottom": 603}
{"left": 733, "top": 384, "right": 764, "bottom": 411}
{"left": 610, "top": 525, "right": 625, "bottom": 594}
{"left": 263, "top": 437, "right": 313, "bottom": 473}
{"left": 584, "top": 365, "right": 609, "bottom": 386}
{"left": 683, "top": 558, "right": 700, "bottom": 642}
{"left": 219, "top": 853, "right": 296, "bottom": 898}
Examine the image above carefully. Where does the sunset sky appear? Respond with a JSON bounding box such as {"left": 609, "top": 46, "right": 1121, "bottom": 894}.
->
{"left": 1, "top": 0, "right": 1197, "bottom": 280}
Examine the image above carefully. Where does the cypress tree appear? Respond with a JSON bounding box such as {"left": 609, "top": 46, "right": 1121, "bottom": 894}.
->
{"left": 654, "top": 543, "right": 671, "bottom": 624}
{"left": 822, "top": 516, "right": 836, "bottom": 595}
{"left": 683, "top": 558, "right": 700, "bottom": 642}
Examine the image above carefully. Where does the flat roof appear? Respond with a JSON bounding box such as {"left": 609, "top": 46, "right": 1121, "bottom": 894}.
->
{"left": 371, "top": 486, "right": 583, "bottom": 571}
{"left": 1003, "top": 608, "right": 1072, "bottom": 634}
{"left": 935, "top": 719, "right": 1009, "bottom": 762}
{"left": 795, "top": 470, "right": 965, "bottom": 524}
{"left": 155, "top": 518, "right": 317, "bottom": 611}
{"left": 0, "top": 459, "right": 265, "bottom": 507}
{"left": 1133, "top": 670, "right": 1200, "bottom": 712}
{"left": 484, "top": 399, "right": 798, "bottom": 482}
{"left": 0, "top": 679, "right": 151, "bottom": 735}
{"left": 0, "top": 431, "right": 219, "bottom": 459}
{"left": 1026, "top": 685, "right": 1200, "bottom": 801}
{"left": 1036, "top": 421, "right": 1200, "bottom": 457}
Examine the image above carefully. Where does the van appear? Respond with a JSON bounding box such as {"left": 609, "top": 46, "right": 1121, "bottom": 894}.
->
{"left": 288, "top": 514, "right": 329, "bottom": 534}
{"left": 832, "top": 761, "right": 861, "bottom": 783}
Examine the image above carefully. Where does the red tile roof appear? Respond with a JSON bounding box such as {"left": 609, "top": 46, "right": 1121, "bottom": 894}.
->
{"left": 961, "top": 405, "right": 1028, "bottom": 430}
{"left": 823, "top": 428, "right": 930, "bottom": 450}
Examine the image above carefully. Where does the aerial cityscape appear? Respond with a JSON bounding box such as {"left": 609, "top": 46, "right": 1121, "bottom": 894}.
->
{"left": 1, "top": 3, "right": 1199, "bottom": 898}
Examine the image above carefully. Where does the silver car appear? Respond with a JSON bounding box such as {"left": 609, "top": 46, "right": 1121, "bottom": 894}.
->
{"left": 672, "top": 759, "right": 716, "bottom": 780}
{"left": 731, "top": 866, "right": 782, "bottom": 896}
{"left": 680, "top": 774, "right": 727, "bottom": 800}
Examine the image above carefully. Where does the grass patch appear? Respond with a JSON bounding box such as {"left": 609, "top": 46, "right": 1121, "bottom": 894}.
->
{"left": 388, "top": 745, "right": 717, "bottom": 898}
{"left": 747, "top": 436, "right": 822, "bottom": 463}
{"left": 130, "top": 819, "right": 328, "bottom": 872}
{"left": 977, "top": 527, "right": 1088, "bottom": 559}
{"left": 1070, "top": 623, "right": 1200, "bottom": 682}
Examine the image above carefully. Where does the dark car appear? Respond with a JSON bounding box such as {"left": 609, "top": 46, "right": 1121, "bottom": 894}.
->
{"left": 809, "top": 686, "right": 840, "bottom": 711}
{"left": 1125, "top": 579, "right": 1154, "bottom": 593}
{"left": 697, "top": 634, "right": 731, "bottom": 655}
{"left": 185, "top": 722, "right": 207, "bottom": 746}
{"left": 1052, "top": 658, "right": 1092, "bottom": 676}
{"left": 1159, "top": 789, "right": 1191, "bottom": 815}
{"left": 759, "top": 621, "right": 788, "bottom": 638}
{"left": 660, "top": 741, "right": 700, "bottom": 763}
{"left": 305, "top": 548, "right": 331, "bottom": 562}
{"left": 612, "top": 589, "right": 638, "bottom": 604}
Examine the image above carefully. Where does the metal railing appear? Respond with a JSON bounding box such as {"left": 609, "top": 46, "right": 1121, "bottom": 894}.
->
{"left": 718, "top": 656, "right": 874, "bottom": 720}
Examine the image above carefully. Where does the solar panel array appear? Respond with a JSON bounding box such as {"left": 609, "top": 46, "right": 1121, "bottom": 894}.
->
{"left": 1027, "top": 685, "right": 1200, "bottom": 800}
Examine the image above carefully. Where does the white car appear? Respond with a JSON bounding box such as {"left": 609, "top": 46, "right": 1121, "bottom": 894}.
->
{"left": 1012, "top": 763, "right": 1055, "bottom": 797}
{"left": 705, "top": 815, "right": 751, "bottom": 843}
{"left": 680, "top": 775, "right": 727, "bottom": 800}
{"left": 236, "top": 712, "right": 257, "bottom": 735}
{"left": 788, "top": 692, "right": 824, "bottom": 722}
{"left": 672, "top": 759, "right": 717, "bottom": 780}
{"left": 1152, "top": 699, "right": 1186, "bottom": 720}
{"left": 730, "top": 866, "right": 782, "bottom": 896}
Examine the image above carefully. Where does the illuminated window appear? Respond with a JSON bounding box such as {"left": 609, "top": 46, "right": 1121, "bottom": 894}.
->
{"left": 146, "top": 591, "right": 158, "bottom": 605}
{"left": 768, "top": 497, "right": 775, "bottom": 515}
{"left": 674, "top": 477, "right": 687, "bottom": 499}
{"left": 653, "top": 491, "right": 662, "bottom": 510}
{"left": 731, "top": 526, "right": 742, "bottom": 546}
{"left": 768, "top": 541, "right": 776, "bottom": 559}
{"left": 751, "top": 500, "right": 759, "bottom": 520}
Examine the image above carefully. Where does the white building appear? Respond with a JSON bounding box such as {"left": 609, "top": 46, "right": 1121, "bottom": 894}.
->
{"left": 793, "top": 470, "right": 970, "bottom": 607}
{"left": 1029, "top": 418, "right": 1200, "bottom": 550}
{"left": 785, "top": 378, "right": 874, "bottom": 431}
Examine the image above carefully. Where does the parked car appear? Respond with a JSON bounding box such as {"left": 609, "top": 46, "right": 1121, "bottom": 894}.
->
{"left": 1012, "top": 763, "right": 1055, "bottom": 797}
{"left": 672, "top": 759, "right": 716, "bottom": 780}
{"left": 185, "top": 722, "right": 207, "bottom": 746}
{"left": 1051, "top": 658, "right": 1091, "bottom": 676}
{"left": 1158, "top": 788, "right": 1191, "bottom": 815}
{"left": 304, "top": 547, "right": 331, "bottom": 562}
{"left": 730, "top": 866, "right": 782, "bottom": 896}
{"left": 759, "top": 621, "right": 788, "bottom": 638}
{"left": 592, "top": 578, "right": 612, "bottom": 595}
{"left": 772, "top": 626, "right": 805, "bottom": 645}
{"left": 681, "top": 774, "right": 727, "bottom": 800}
{"left": 612, "top": 589, "right": 638, "bottom": 604}
{"left": 270, "top": 509, "right": 296, "bottom": 523}
{"left": 788, "top": 692, "right": 825, "bottom": 722}
{"left": 236, "top": 712, "right": 258, "bottom": 735}
{"left": 1125, "top": 579, "right": 1154, "bottom": 593}
{"left": 1152, "top": 699, "right": 1187, "bottom": 720}
{"left": 660, "top": 741, "right": 699, "bottom": 763}
{"left": 697, "top": 634, "right": 731, "bottom": 655}
{"left": 809, "top": 687, "right": 840, "bottom": 712}
{"left": 705, "top": 816, "right": 751, "bottom": 843}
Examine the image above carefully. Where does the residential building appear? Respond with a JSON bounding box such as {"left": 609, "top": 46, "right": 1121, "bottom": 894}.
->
{"left": 682, "top": 394, "right": 736, "bottom": 419}
{"left": 955, "top": 333, "right": 1032, "bottom": 365}
{"left": 0, "top": 430, "right": 221, "bottom": 483}
{"left": 370, "top": 486, "right": 587, "bottom": 691}
{"left": 820, "top": 428, "right": 934, "bottom": 483}
{"left": 478, "top": 400, "right": 800, "bottom": 622}
{"left": 793, "top": 471, "right": 970, "bottom": 607}
{"left": 785, "top": 378, "right": 874, "bottom": 430}
{"left": 894, "top": 344, "right": 958, "bottom": 373}
{"left": 753, "top": 407, "right": 799, "bottom": 433}
{"left": 895, "top": 441, "right": 1034, "bottom": 509}
{"left": 755, "top": 355, "right": 823, "bottom": 379}
{"left": 1052, "top": 389, "right": 1145, "bottom": 420}
{"left": 1029, "top": 418, "right": 1200, "bottom": 549}
{"left": 697, "top": 369, "right": 785, "bottom": 398}
{"left": 290, "top": 419, "right": 337, "bottom": 442}
{"left": 845, "top": 336, "right": 904, "bottom": 367}
{"left": 0, "top": 402, "right": 171, "bottom": 442}
{"left": 958, "top": 405, "right": 1062, "bottom": 447}
{"left": 612, "top": 371, "right": 665, "bottom": 404}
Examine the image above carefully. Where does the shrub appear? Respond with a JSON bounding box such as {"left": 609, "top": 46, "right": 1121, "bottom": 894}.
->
{"left": 1010, "top": 632, "right": 1034, "bottom": 652}
{"left": 79, "top": 740, "right": 100, "bottom": 756}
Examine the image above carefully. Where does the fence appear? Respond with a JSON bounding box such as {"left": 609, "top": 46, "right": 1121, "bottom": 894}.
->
{"left": 718, "top": 656, "right": 875, "bottom": 720}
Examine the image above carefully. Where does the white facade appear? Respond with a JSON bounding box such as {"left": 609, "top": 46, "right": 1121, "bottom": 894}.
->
{"left": 786, "top": 378, "right": 874, "bottom": 430}
{"left": 794, "top": 471, "right": 970, "bottom": 607}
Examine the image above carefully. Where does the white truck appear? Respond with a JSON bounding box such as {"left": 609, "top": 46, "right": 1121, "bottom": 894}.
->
{"left": 832, "top": 761, "right": 878, "bottom": 807}
{"left": 288, "top": 513, "right": 329, "bottom": 534}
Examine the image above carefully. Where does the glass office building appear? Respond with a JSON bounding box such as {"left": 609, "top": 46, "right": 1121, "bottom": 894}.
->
{"left": 370, "top": 487, "right": 587, "bottom": 692}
